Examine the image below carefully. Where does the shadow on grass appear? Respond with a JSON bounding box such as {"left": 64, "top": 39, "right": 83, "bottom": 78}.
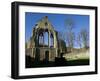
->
{"left": 26, "top": 56, "right": 89, "bottom": 68}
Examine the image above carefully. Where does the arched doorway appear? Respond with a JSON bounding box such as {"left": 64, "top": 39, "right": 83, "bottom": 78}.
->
{"left": 45, "top": 51, "right": 49, "bottom": 61}
{"left": 35, "top": 48, "right": 40, "bottom": 62}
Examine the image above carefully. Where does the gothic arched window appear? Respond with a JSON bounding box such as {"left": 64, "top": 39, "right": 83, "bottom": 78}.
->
{"left": 50, "top": 33, "right": 54, "bottom": 47}
{"left": 39, "top": 33, "right": 43, "bottom": 46}
{"left": 44, "top": 32, "right": 49, "bottom": 46}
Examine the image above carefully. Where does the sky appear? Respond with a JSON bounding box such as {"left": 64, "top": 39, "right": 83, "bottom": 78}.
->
{"left": 25, "top": 12, "right": 89, "bottom": 48}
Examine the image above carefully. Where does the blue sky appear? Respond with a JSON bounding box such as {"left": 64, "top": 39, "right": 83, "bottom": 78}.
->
{"left": 25, "top": 12, "right": 89, "bottom": 47}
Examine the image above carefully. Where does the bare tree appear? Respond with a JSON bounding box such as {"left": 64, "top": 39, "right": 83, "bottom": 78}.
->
{"left": 65, "top": 18, "right": 75, "bottom": 31}
{"left": 57, "top": 31, "right": 66, "bottom": 55}
{"left": 66, "top": 32, "right": 75, "bottom": 48}
{"left": 58, "top": 31, "right": 66, "bottom": 41}
{"left": 65, "top": 18, "right": 75, "bottom": 51}
{"left": 80, "top": 28, "right": 89, "bottom": 48}
{"left": 77, "top": 32, "right": 82, "bottom": 48}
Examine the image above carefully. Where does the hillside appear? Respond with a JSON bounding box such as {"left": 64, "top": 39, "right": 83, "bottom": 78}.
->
{"left": 64, "top": 48, "right": 89, "bottom": 61}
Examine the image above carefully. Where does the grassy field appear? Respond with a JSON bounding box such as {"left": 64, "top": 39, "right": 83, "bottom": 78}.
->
{"left": 64, "top": 50, "right": 89, "bottom": 61}
{"left": 26, "top": 53, "right": 89, "bottom": 68}
{"left": 26, "top": 59, "right": 89, "bottom": 68}
{"left": 26, "top": 49, "right": 89, "bottom": 68}
{"left": 66, "top": 59, "right": 89, "bottom": 66}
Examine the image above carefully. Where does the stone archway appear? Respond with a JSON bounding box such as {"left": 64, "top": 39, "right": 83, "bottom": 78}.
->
{"left": 45, "top": 50, "right": 49, "bottom": 61}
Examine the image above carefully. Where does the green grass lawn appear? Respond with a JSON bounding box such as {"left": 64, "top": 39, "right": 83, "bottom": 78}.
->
{"left": 26, "top": 56, "right": 89, "bottom": 68}
{"left": 66, "top": 59, "right": 89, "bottom": 66}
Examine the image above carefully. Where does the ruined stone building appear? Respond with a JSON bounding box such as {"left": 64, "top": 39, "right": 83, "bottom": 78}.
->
{"left": 26, "top": 16, "right": 66, "bottom": 62}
